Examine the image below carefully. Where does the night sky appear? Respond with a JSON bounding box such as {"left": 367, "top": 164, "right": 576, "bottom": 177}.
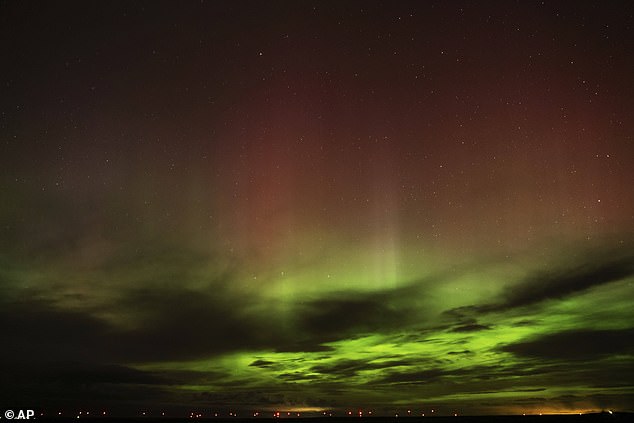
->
{"left": 1, "top": 0, "right": 633, "bottom": 417}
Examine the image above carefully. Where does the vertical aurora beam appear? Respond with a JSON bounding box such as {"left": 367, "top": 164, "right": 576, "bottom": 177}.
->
{"left": 370, "top": 138, "right": 401, "bottom": 290}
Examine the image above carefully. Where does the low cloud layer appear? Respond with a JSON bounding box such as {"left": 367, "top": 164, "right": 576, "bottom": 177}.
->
{"left": 2, "top": 243, "right": 632, "bottom": 413}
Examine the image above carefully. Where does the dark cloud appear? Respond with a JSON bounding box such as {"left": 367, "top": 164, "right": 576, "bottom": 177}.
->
{"left": 0, "top": 361, "right": 174, "bottom": 409}
{"left": 2, "top": 362, "right": 166, "bottom": 386}
{"left": 309, "top": 360, "right": 370, "bottom": 378}
{"left": 442, "top": 306, "right": 482, "bottom": 318}
{"left": 296, "top": 281, "right": 433, "bottom": 341}
{"left": 451, "top": 360, "right": 634, "bottom": 390}
{"left": 443, "top": 253, "right": 634, "bottom": 319}
{"left": 300, "top": 297, "right": 398, "bottom": 335}
{"left": 49, "top": 363, "right": 166, "bottom": 386}
{"left": 451, "top": 323, "right": 491, "bottom": 333}
{"left": 145, "top": 369, "right": 229, "bottom": 386}
{"left": 0, "top": 299, "right": 116, "bottom": 363}
{"left": 377, "top": 369, "right": 446, "bottom": 384}
{"left": 278, "top": 372, "right": 322, "bottom": 382}
{"left": 498, "top": 255, "right": 634, "bottom": 311}
{"left": 447, "top": 350, "right": 471, "bottom": 355}
{"left": 308, "top": 359, "right": 414, "bottom": 379}
{"left": 249, "top": 359, "right": 275, "bottom": 368}
{"left": 371, "top": 364, "right": 522, "bottom": 386}
{"left": 0, "top": 294, "right": 246, "bottom": 406}
{"left": 439, "top": 308, "right": 493, "bottom": 335}
{"left": 115, "top": 286, "right": 274, "bottom": 361}
{"left": 501, "top": 328, "right": 634, "bottom": 360}
{"left": 0, "top": 282, "right": 288, "bottom": 365}
{"left": 0, "top": 294, "right": 250, "bottom": 364}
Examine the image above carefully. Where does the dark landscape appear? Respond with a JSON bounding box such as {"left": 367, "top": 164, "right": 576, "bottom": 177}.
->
{"left": 33, "top": 415, "right": 634, "bottom": 423}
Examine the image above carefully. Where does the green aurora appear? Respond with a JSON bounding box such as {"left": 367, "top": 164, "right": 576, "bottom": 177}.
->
{"left": 1, "top": 0, "right": 633, "bottom": 416}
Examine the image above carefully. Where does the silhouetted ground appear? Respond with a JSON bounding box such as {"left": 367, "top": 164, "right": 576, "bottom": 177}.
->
{"left": 35, "top": 414, "right": 633, "bottom": 423}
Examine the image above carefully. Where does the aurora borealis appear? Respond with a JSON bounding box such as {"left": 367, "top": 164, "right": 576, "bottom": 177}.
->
{"left": 1, "top": 0, "right": 633, "bottom": 416}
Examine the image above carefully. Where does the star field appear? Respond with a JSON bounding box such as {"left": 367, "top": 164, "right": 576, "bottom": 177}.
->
{"left": 0, "top": 0, "right": 633, "bottom": 417}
